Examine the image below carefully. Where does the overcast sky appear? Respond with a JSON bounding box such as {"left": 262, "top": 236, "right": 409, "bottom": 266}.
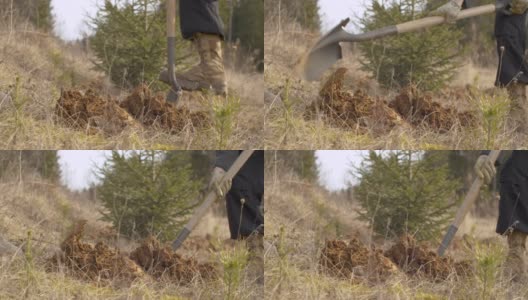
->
{"left": 316, "top": 150, "right": 366, "bottom": 191}
{"left": 52, "top": 0, "right": 99, "bottom": 41}
{"left": 58, "top": 150, "right": 109, "bottom": 190}
{"left": 318, "top": 0, "right": 368, "bottom": 32}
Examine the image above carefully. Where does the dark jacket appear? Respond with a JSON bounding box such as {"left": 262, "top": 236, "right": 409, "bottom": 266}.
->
{"left": 463, "top": 1, "right": 528, "bottom": 85}
{"left": 482, "top": 151, "right": 528, "bottom": 234}
{"left": 215, "top": 151, "right": 264, "bottom": 239}
{"left": 179, "top": 0, "right": 225, "bottom": 40}
{"left": 494, "top": 0, "right": 528, "bottom": 86}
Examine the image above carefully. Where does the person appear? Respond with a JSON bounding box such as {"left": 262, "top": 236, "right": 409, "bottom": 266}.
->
{"left": 210, "top": 150, "right": 264, "bottom": 284}
{"left": 159, "top": 0, "right": 227, "bottom": 96}
{"left": 475, "top": 151, "right": 528, "bottom": 281}
{"left": 434, "top": 0, "right": 528, "bottom": 134}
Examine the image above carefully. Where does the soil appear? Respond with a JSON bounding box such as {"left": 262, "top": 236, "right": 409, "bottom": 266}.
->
{"left": 320, "top": 235, "right": 473, "bottom": 283}
{"left": 120, "top": 85, "right": 209, "bottom": 133}
{"left": 130, "top": 235, "right": 217, "bottom": 282}
{"left": 55, "top": 85, "right": 209, "bottom": 135}
{"left": 320, "top": 239, "right": 398, "bottom": 282}
{"left": 314, "top": 68, "right": 404, "bottom": 133}
{"left": 313, "top": 68, "right": 478, "bottom": 133}
{"left": 389, "top": 87, "right": 477, "bottom": 132}
{"left": 48, "top": 221, "right": 217, "bottom": 285}
{"left": 384, "top": 235, "right": 473, "bottom": 281}
{"left": 55, "top": 89, "right": 138, "bottom": 135}
{"left": 47, "top": 220, "right": 144, "bottom": 283}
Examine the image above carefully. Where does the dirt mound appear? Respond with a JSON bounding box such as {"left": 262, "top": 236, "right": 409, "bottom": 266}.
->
{"left": 320, "top": 239, "right": 398, "bottom": 282}
{"left": 120, "top": 85, "right": 209, "bottom": 133}
{"left": 56, "top": 85, "right": 209, "bottom": 135}
{"left": 55, "top": 89, "right": 138, "bottom": 135}
{"left": 130, "top": 235, "right": 217, "bottom": 282}
{"left": 389, "top": 87, "right": 477, "bottom": 131}
{"left": 48, "top": 221, "right": 144, "bottom": 283}
{"left": 385, "top": 235, "right": 472, "bottom": 281}
{"left": 48, "top": 222, "right": 217, "bottom": 285}
{"left": 314, "top": 68, "right": 404, "bottom": 133}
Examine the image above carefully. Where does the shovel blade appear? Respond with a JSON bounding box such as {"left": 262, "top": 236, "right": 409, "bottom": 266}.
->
{"left": 304, "top": 42, "right": 343, "bottom": 81}
{"left": 302, "top": 18, "right": 354, "bottom": 81}
{"left": 166, "top": 88, "right": 182, "bottom": 103}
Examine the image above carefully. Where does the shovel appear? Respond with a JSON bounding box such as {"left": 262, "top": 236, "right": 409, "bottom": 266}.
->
{"left": 172, "top": 150, "right": 255, "bottom": 251}
{"left": 437, "top": 150, "right": 501, "bottom": 256}
{"left": 166, "top": 0, "right": 182, "bottom": 103}
{"left": 302, "top": 3, "right": 505, "bottom": 81}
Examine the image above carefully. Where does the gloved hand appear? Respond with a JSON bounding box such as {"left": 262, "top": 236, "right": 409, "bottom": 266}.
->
{"left": 432, "top": 0, "right": 461, "bottom": 23}
{"left": 511, "top": 0, "right": 528, "bottom": 14}
{"left": 474, "top": 155, "right": 496, "bottom": 184}
{"left": 209, "top": 167, "right": 232, "bottom": 198}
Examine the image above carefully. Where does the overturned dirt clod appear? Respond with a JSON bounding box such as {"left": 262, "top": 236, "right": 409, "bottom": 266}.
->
{"left": 55, "top": 85, "right": 209, "bottom": 135}
{"left": 389, "top": 87, "right": 477, "bottom": 132}
{"left": 320, "top": 239, "right": 398, "bottom": 282}
{"left": 385, "top": 235, "right": 472, "bottom": 281}
{"left": 120, "top": 85, "right": 209, "bottom": 133}
{"left": 129, "top": 235, "right": 217, "bottom": 282}
{"left": 314, "top": 68, "right": 404, "bottom": 133}
{"left": 55, "top": 89, "right": 138, "bottom": 135}
{"left": 47, "top": 220, "right": 144, "bottom": 283}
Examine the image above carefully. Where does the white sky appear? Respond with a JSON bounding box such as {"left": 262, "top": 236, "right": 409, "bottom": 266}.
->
{"left": 318, "top": 0, "right": 368, "bottom": 32}
{"left": 316, "top": 150, "right": 367, "bottom": 191}
{"left": 52, "top": 0, "right": 99, "bottom": 41}
{"left": 58, "top": 150, "right": 110, "bottom": 191}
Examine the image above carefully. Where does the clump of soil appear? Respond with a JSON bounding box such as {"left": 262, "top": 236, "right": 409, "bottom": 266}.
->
{"left": 385, "top": 235, "right": 472, "bottom": 281}
{"left": 320, "top": 239, "right": 398, "bottom": 282}
{"left": 389, "top": 87, "right": 477, "bottom": 132}
{"left": 314, "top": 68, "right": 404, "bottom": 133}
{"left": 130, "top": 235, "right": 217, "bottom": 282}
{"left": 55, "top": 85, "right": 209, "bottom": 135}
{"left": 48, "top": 221, "right": 144, "bottom": 283}
{"left": 55, "top": 89, "right": 138, "bottom": 135}
{"left": 120, "top": 84, "right": 209, "bottom": 133}
{"left": 48, "top": 221, "right": 217, "bottom": 285}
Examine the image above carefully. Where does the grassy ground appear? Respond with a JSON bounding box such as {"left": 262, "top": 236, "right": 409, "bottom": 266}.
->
{"left": 264, "top": 20, "right": 525, "bottom": 150}
{"left": 0, "top": 26, "right": 263, "bottom": 150}
{"left": 264, "top": 170, "right": 528, "bottom": 299}
{"left": 0, "top": 173, "right": 260, "bottom": 299}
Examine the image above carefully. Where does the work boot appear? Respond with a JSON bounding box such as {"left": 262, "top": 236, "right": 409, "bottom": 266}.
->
{"left": 506, "top": 83, "right": 528, "bottom": 134}
{"left": 160, "top": 33, "right": 227, "bottom": 96}
{"left": 503, "top": 230, "right": 527, "bottom": 282}
{"left": 245, "top": 232, "right": 264, "bottom": 285}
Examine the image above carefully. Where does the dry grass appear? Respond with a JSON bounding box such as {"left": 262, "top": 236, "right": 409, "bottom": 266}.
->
{"left": 0, "top": 172, "right": 260, "bottom": 299}
{"left": 264, "top": 20, "right": 526, "bottom": 150}
{"left": 0, "top": 25, "right": 263, "bottom": 150}
{"left": 264, "top": 168, "right": 528, "bottom": 299}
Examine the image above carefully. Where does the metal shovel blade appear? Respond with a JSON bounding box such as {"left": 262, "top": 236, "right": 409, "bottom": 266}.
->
{"left": 303, "top": 18, "right": 353, "bottom": 81}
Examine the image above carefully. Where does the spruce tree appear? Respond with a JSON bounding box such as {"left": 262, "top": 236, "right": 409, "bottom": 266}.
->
{"left": 358, "top": 0, "right": 464, "bottom": 91}
{"left": 97, "top": 151, "right": 201, "bottom": 241}
{"left": 89, "top": 0, "right": 188, "bottom": 88}
{"left": 354, "top": 151, "right": 461, "bottom": 241}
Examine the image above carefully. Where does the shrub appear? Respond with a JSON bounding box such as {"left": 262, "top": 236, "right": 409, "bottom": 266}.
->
{"left": 358, "top": 0, "right": 464, "bottom": 91}
{"left": 354, "top": 150, "right": 461, "bottom": 240}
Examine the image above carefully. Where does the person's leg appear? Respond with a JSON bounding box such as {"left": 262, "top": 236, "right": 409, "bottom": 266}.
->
{"left": 225, "top": 187, "right": 263, "bottom": 284}
{"left": 506, "top": 83, "right": 528, "bottom": 134}
{"left": 160, "top": 0, "right": 227, "bottom": 95}
{"left": 505, "top": 230, "right": 527, "bottom": 282}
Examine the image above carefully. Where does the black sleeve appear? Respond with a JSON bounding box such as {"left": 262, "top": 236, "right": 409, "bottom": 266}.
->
{"left": 215, "top": 151, "right": 241, "bottom": 171}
